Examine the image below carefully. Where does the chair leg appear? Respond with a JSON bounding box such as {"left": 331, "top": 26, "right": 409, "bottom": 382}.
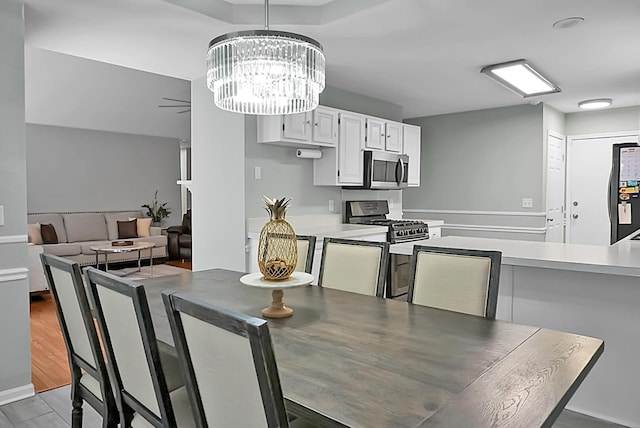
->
{"left": 71, "top": 396, "right": 83, "bottom": 428}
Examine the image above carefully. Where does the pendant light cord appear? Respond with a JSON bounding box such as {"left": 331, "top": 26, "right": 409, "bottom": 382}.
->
{"left": 264, "top": 0, "right": 270, "bottom": 30}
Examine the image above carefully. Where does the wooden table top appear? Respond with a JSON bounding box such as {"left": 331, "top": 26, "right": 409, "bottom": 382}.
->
{"left": 142, "top": 269, "right": 604, "bottom": 428}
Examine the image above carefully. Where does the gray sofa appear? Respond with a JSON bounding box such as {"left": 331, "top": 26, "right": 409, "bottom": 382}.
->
{"left": 27, "top": 210, "right": 167, "bottom": 267}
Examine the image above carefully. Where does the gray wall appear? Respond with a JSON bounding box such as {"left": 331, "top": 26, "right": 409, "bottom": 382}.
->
{"left": 403, "top": 104, "right": 546, "bottom": 241}
{"left": 25, "top": 124, "right": 181, "bottom": 225}
{"left": 244, "top": 85, "right": 404, "bottom": 218}
{"left": 565, "top": 106, "right": 640, "bottom": 136}
{"left": 0, "top": 0, "right": 32, "bottom": 399}
{"left": 543, "top": 104, "right": 566, "bottom": 136}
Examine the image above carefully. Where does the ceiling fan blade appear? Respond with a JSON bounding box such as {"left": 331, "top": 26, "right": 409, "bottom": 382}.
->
{"left": 178, "top": 109, "right": 191, "bottom": 114}
{"left": 158, "top": 105, "right": 190, "bottom": 108}
{"left": 163, "top": 97, "right": 190, "bottom": 104}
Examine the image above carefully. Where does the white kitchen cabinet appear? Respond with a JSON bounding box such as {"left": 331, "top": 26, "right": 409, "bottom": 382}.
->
{"left": 313, "top": 112, "right": 365, "bottom": 186}
{"left": 365, "top": 118, "right": 385, "bottom": 150}
{"left": 257, "top": 106, "right": 339, "bottom": 147}
{"left": 403, "top": 124, "right": 421, "bottom": 187}
{"left": 385, "top": 122, "right": 403, "bottom": 152}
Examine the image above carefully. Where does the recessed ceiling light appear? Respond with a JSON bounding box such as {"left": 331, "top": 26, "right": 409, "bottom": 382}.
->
{"left": 480, "top": 59, "right": 561, "bottom": 98}
{"left": 553, "top": 17, "right": 584, "bottom": 29}
{"left": 578, "top": 98, "right": 613, "bottom": 110}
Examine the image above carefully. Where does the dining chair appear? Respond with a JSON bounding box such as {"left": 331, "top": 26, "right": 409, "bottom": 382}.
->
{"left": 295, "top": 235, "right": 316, "bottom": 274}
{"left": 40, "top": 254, "right": 118, "bottom": 428}
{"left": 84, "top": 267, "right": 195, "bottom": 428}
{"left": 407, "top": 245, "right": 502, "bottom": 319}
{"left": 318, "top": 237, "right": 390, "bottom": 297}
{"left": 162, "top": 290, "right": 294, "bottom": 427}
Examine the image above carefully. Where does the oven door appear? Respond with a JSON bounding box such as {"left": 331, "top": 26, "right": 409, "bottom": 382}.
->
{"left": 388, "top": 253, "right": 411, "bottom": 298}
{"left": 366, "top": 151, "right": 409, "bottom": 190}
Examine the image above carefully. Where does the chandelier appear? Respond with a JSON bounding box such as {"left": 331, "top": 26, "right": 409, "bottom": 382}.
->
{"left": 206, "top": 0, "right": 326, "bottom": 115}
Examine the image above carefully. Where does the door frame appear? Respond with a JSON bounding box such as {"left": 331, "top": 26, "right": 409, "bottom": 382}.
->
{"left": 565, "top": 130, "right": 640, "bottom": 244}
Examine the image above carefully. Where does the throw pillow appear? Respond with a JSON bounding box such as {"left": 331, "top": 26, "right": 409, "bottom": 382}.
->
{"left": 131, "top": 217, "right": 151, "bottom": 238}
{"left": 40, "top": 224, "right": 59, "bottom": 244}
{"left": 28, "top": 223, "right": 43, "bottom": 245}
{"left": 117, "top": 219, "right": 138, "bottom": 239}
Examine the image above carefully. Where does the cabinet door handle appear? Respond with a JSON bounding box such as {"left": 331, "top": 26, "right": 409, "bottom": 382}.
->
{"left": 305, "top": 120, "right": 311, "bottom": 125}
{"left": 314, "top": 123, "right": 319, "bottom": 126}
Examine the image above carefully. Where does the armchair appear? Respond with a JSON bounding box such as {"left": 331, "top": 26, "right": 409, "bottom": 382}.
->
{"left": 167, "top": 209, "right": 191, "bottom": 260}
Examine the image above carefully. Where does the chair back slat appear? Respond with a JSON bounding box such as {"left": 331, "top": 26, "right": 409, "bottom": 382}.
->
{"left": 94, "top": 284, "right": 161, "bottom": 416}
{"left": 407, "top": 246, "right": 501, "bottom": 319}
{"left": 295, "top": 235, "right": 316, "bottom": 274}
{"left": 163, "top": 291, "right": 290, "bottom": 428}
{"left": 48, "top": 265, "right": 97, "bottom": 368}
{"left": 319, "top": 238, "right": 389, "bottom": 297}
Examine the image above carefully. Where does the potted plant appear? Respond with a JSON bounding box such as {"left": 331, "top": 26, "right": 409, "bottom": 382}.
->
{"left": 142, "top": 190, "right": 171, "bottom": 226}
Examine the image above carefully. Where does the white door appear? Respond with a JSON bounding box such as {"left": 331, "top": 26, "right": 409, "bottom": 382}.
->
{"left": 385, "top": 122, "right": 403, "bottom": 152}
{"left": 338, "top": 112, "right": 365, "bottom": 184}
{"left": 545, "top": 132, "right": 566, "bottom": 242}
{"left": 365, "top": 118, "right": 385, "bottom": 150}
{"left": 566, "top": 133, "right": 639, "bottom": 245}
{"left": 312, "top": 107, "right": 338, "bottom": 146}
{"left": 283, "top": 112, "right": 311, "bottom": 141}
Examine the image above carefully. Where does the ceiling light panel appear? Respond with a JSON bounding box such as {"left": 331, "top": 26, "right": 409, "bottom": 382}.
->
{"left": 481, "top": 59, "right": 561, "bottom": 98}
{"left": 578, "top": 98, "right": 612, "bottom": 110}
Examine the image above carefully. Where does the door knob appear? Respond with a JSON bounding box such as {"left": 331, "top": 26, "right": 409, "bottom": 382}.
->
{"left": 573, "top": 201, "right": 579, "bottom": 206}
{"left": 572, "top": 214, "right": 579, "bottom": 219}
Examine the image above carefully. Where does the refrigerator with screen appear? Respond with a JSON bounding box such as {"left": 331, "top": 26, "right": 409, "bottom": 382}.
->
{"left": 609, "top": 143, "right": 640, "bottom": 243}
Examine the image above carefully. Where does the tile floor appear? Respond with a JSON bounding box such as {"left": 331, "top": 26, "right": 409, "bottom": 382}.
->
{"left": 0, "top": 385, "right": 629, "bottom": 428}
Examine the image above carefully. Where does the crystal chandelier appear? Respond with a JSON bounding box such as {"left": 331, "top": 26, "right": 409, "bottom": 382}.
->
{"left": 206, "top": 0, "right": 325, "bottom": 115}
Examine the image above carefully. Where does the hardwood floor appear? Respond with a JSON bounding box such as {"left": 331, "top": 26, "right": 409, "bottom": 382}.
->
{"left": 0, "top": 386, "right": 627, "bottom": 428}
{"left": 29, "top": 294, "right": 70, "bottom": 393}
{"left": 165, "top": 259, "right": 192, "bottom": 270}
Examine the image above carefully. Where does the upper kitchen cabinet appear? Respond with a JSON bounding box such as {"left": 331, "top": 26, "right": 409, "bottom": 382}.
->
{"left": 403, "top": 124, "right": 421, "bottom": 187}
{"left": 365, "top": 119, "right": 403, "bottom": 153}
{"left": 365, "top": 117, "right": 385, "bottom": 150}
{"left": 385, "top": 122, "right": 403, "bottom": 152}
{"left": 313, "top": 112, "right": 365, "bottom": 186}
{"left": 257, "top": 106, "right": 339, "bottom": 147}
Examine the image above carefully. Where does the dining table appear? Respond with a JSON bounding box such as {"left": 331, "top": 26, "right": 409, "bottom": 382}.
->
{"left": 142, "top": 268, "right": 604, "bottom": 428}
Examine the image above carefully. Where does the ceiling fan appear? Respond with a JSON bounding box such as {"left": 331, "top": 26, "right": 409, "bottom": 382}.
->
{"left": 158, "top": 97, "right": 191, "bottom": 114}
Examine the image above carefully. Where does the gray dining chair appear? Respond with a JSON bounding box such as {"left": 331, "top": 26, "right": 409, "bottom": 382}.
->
{"left": 162, "top": 290, "right": 304, "bottom": 427}
{"left": 295, "top": 235, "right": 316, "bottom": 274}
{"left": 40, "top": 253, "right": 118, "bottom": 428}
{"left": 84, "top": 267, "right": 195, "bottom": 428}
{"left": 407, "top": 245, "right": 502, "bottom": 319}
{"left": 318, "top": 237, "right": 390, "bottom": 297}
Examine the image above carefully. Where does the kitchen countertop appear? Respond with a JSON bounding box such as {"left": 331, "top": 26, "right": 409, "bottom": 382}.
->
{"left": 390, "top": 235, "right": 640, "bottom": 277}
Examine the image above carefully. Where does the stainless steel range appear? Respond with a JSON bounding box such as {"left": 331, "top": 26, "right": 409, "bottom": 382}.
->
{"left": 345, "top": 200, "right": 429, "bottom": 298}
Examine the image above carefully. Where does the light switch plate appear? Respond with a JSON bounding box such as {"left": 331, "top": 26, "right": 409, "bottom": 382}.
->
{"left": 522, "top": 198, "right": 533, "bottom": 208}
{"left": 0, "top": 205, "right": 4, "bottom": 226}
{"left": 328, "top": 200, "right": 334, "bottom": 212}
{"left": 254, "top": 166, "right": 262, "bottom": 180}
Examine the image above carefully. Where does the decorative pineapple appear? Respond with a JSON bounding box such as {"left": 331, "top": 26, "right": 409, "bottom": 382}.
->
{"left": 258, "top": 197, "right": 298, "bottom": 281}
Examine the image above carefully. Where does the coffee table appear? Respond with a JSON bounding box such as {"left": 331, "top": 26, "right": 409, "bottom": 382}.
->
{"left": 90, "top": 241, "right": 155, "bottom": 275}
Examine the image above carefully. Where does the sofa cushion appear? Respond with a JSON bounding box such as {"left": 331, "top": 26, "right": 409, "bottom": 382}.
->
{"left": 80, "top": 241, "right": 112, "bottom": 256}
{"left": 63, "top": 213, "right": 108, "bottom": 243}
{"left": 27, "top": 213, "right": 67, "bottom": 243}
{"left": 117, "top": 219, "right": 138, "bottom": 239}
{"left": 42, "top": 243, "right": 82, "bottom": 257}
{"left": 28, "top": 223, "right": 43, "bottom": 245}
{"left": 41, "top": 224, "right": 59, "bottom": 244}
{"left": 105, "top": 211, "right": 141, "bottom": 240}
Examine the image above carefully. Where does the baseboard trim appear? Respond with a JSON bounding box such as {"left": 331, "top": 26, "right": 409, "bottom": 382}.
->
{"left": 0, "top": 235, "right": 28, "bottom": 245}
{"left": 0, "top": 383, "right": 35, "bottom": 406}
{"left": 0, "top": 267, "right": 29, "bottom": 283}
{"left": 403, "top": 209, "right": 547, "bottom": 217}
{"left": 443, "top": 223, "right": 547, "bottom": 234}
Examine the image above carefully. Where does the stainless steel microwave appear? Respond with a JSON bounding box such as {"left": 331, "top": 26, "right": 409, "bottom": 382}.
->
{"left": 361, "top": 150, "right": 409, "bottom": 190}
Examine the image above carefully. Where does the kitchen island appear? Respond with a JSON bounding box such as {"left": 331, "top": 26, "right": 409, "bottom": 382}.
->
{"left": 391, "top": 236, "right": 640, "bottom": 427}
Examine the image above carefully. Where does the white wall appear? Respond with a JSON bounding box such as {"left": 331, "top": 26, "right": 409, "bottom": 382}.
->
{"left": 190, "top": 76, "right": 246, "bottom": 272}
{"left": 25, "top": 124, "right": 181, "bottom": 223}
{"left": 0, "top": 0, "right": 33, "bottom": 403}
{"left": 25, "top": 48, "right": 191, "bottom": 140}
